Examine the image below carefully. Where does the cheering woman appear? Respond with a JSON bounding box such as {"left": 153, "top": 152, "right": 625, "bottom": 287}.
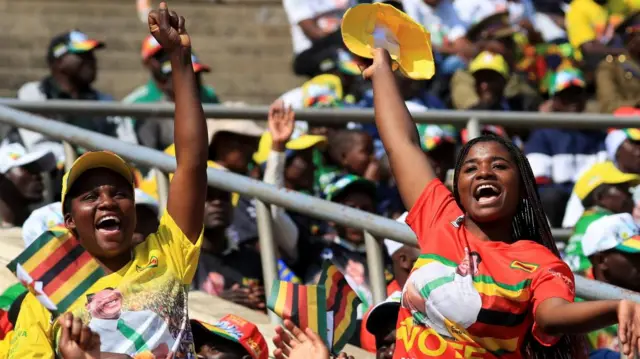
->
{"left": 364, "top": 48, "right": 640, "bottom": 359}
{"left": 10, "top": 3, "right": 209, "bottom": 358}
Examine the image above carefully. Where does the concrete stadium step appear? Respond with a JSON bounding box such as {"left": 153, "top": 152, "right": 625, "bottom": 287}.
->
{"left": 0, "top": 0, "right": 301, "bottom": 104}
{"left": 0, "top": 13, "right": 290, "bottom": 39}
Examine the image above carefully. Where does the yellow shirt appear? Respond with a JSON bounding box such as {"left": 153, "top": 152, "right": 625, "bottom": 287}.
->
{"left": 0, "top": 330, "right": 13, "bottom": 357}
{"left": 566, "top": 0, "right": 631, "bottom": 50}
{"left": 8, "top": 213, "right": 202, "bottom": 359}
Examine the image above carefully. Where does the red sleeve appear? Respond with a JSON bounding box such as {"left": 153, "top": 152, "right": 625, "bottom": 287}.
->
{"left": 359, "top": 309, "right": 377, "bottom": 353}
{"left": 406, "top": 179, "right": 462, "bottom": 249}
{"left": 530, "top": 260, "right": 576, "bottom": 346}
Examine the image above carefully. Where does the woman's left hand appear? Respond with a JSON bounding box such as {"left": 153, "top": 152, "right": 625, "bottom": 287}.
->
{"left": 617, "top": 299, "right": 640, "bottom": 356}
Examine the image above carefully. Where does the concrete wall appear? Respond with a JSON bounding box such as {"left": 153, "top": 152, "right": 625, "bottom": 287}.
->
{"left": 0, "top": 0, "right": 303, "bottom": 104}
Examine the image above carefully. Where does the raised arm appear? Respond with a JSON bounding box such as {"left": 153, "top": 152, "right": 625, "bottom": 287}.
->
{"left": 148, "top": 2, "right": 208, "bottom": 243}
{"left": 264, "top": 100, "right": 299, "bottom": 260}
{"left": 362, "top": 49, "right": 436, "bottom": 209}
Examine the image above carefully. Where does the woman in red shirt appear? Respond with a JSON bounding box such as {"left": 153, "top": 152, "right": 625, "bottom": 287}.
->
{"left": 362, "top": 48, "right": 640, "bottom": 359}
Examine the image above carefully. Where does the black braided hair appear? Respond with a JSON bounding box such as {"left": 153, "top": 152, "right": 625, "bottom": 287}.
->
{"left": 452, "top": 135, "right": 588, "bottom": 359}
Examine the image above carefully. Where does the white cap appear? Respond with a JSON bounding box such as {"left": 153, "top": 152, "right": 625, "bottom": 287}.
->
{"left": 582, "top": 213, "right": 640, "bottom": 257}
{"left": 0, "top": 142, "right": 56, "bottom": 174}
{"left": 22, "top": 202, "right": 65, "bottom": 247}
{"left": 384, "top": 212, "right": 409, "bottom": 256}
{"left": 605, "top": 130, "right": 628, "bottom": 162}
{"left": 365, "top": 291, "right": 402, "bottom": 335}
{"left": 135, "top": 188, "right": 159, "bottom": 215}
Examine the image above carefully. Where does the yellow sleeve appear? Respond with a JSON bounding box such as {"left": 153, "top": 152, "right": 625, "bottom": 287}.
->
{"left": 0, "top": 330, "right": 13, "bottom": 357}
{"left": 143, "top": 212, "right": 203, "bottom": 284}
{"left": 566, "top": 2, "right": 598, "bottom": 48}
{"left": 7, "top": 293, "right": 54, "bottom": 359}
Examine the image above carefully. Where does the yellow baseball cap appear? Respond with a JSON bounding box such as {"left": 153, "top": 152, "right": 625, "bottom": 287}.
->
{"left": 253, "top": 133, "right": 328, "bottom": 165}
{"left": 574, "top": 161, "right": 640, "bottom": 200}
{"left": 341, "top": 3, "right": 435, "bottom": 80}
{"left": 469, "top": 51, "right": 510, "bottom": 79}
{"left": 61, "top": 151, "right": 135, "bottom": 212}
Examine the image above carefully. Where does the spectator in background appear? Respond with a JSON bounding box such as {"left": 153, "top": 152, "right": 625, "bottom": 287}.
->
{"left": 322, "top": 129, "right": 377, "bottom": 189}
{"left": 451, "top": 15, "right": 541, "bottom": 111}
{"left": 16, "top": 31, "right": 135, "bottom": 165}
{"left": 190, "top": 315, "right": 268, "bottom": 359}
{"left": 563, "top": 129, "right": 640, "bottom": 228}
{"left": 123, "top": 35, "right": 219, "bottom": 151}
{"left": 595, "top": 11, "right": 640, "bottom": 113}
{"left": 577, "top": 213, "right": 640, "bottom": 350}
{"left": 565, "top": 0, "right": 636, "bottom": 71}
{"left": 280, "top": 52, "right": 367, "bottom": 110}
{"left": 308, "top": 174, "right": 380, "bottom": 295}
{"left": 525, "top": 69, "right": 607, "bottom": 226}
{"left": 283, "top": 0, "right": 353, "bottom": 77}
{"left": 399, "top": 0, "right": 474, "bottom": 75}
{"left": 193, "top": 169, "right": 266, "bottom": 311}
{"left": 416, "top": 124, "right": 458, "bottom": 183}
{"left": 231, "top": 102, "right": 328, "bottom": 281}
{"left": 21, "top": 188, "right": 160, "bottom": 247}
{"left": 463, "top": 52, "right": 510, "bottom": 110}
{"left": 361, "top": 291, "right": 402, "bottom": 358}
{"left": 564, "top": 162, "right": 638, "bottom": 275}
{"left": 0, "top": 143, "right": 56, "bottom": 228}
{"left": 205, "top": 120, "right": 265, "bottom": 175}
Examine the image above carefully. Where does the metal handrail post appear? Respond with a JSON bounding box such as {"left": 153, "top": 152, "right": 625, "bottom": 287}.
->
{"left": 255, "top": 200, "right": 281, "bottom": 324}
{"left": 153, "top": 168, "right": 170, "bottom": 213}
{"left": 63, "top": 142, "right": 77, "bottom": 171}
{"left": 364, "top": 231, "right": 387, "bottom": 305}
{"left": 466, "top": 117, "right": 481, "bottom": 140}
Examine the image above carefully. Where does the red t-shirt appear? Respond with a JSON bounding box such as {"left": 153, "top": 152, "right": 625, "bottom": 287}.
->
{"left": 395, "top": 180, "right": 575, "bottom": 359}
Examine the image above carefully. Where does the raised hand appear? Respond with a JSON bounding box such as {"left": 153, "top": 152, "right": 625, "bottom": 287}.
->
{"left": 359, "top": 48, "right": 393, "bottom": 80}
{"left": 617, "top": 299, "right": 640, "bottom": 357}
{"left": 268, "top": 99, "right": 295, "bottom": 152}
{"left": 272, "top": 320, "right": 330, "bottom": 359}
{"left": 148, "top": 2, "right": 190, "bottom": 53}
{"left": 58, "top": 313, "right": 101, "bottom": 359}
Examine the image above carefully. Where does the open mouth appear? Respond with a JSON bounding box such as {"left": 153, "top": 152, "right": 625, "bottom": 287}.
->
{"left": 95, "top": 215, "right": 122, "bottom": 234}
{"left": 474, "top": 184, "right": 502, "bottom": 205}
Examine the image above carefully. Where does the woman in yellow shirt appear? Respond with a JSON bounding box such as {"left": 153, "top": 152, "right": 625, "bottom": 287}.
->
{"left": 9, "top": 3, "right": 209, "bottom": 358}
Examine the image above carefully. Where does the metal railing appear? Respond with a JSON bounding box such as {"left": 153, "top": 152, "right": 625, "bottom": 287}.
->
{"left": 2, "top": 99, "right": 640, "bottom": 128}
{"left": 1, "top": 104, "right": 639, "bottom": 327}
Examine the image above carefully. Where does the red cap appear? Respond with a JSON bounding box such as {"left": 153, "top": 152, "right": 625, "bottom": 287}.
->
{"left": 191, "top": 315, "right": 268, "bottom": 359}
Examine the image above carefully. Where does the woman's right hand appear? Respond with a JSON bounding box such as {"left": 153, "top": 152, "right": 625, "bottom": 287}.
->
{"left": 360, "top": 48, "right": 393, "bottom": 80}
{"left": 59, "top": 313, "right": 101, "bottom": 359}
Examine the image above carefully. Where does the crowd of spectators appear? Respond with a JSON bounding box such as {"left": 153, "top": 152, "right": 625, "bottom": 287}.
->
{"left": 0, "top": 0, "right": 639, "bottom": 358}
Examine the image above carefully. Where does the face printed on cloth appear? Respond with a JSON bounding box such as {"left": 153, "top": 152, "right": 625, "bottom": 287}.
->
{"left": 86, "top": 287, "right": 123, "bottom": 320}
{"left": 401, "top": 248, "right": 483, "bottom": 338}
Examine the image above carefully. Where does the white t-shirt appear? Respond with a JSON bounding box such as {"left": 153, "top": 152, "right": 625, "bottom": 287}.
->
{"left": 283, "top": 0, "right": 352, "bottom": 54}
{"left": 398, "top": 0, "right": 468, "bottom": 47}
